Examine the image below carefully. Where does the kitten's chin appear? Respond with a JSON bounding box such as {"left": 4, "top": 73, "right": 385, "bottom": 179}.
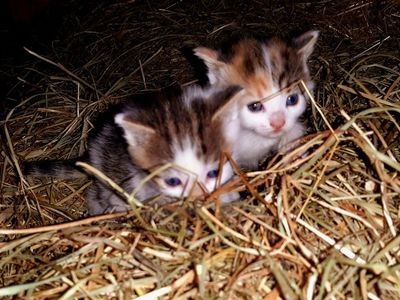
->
{"left": 259, "top": 125, "right": 302, "bottom": 139}
{"left": 268, "top": 132, "right": 285, "bottom": 138}
{"left": 255, "top": 129, "right": 283, "bottom": 139}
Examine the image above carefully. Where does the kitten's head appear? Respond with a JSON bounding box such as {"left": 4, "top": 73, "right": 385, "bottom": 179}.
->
{"left": 115, "top": 85, "right": 242, "bottom": 199}
{"left": 193, "top": 30, "right": 319, "bottom": 138}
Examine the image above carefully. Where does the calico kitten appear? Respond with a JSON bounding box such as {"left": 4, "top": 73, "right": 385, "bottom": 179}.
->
{"left": 192, "top": 31, "right": 319, "bottom": 169}
{"left": 24, "top": 85, "right": 242, "bottom": 215}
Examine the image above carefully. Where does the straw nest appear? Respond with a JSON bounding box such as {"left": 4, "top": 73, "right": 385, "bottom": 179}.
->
{"left": 1, "top": 0, "right": 399, "bottom": 299}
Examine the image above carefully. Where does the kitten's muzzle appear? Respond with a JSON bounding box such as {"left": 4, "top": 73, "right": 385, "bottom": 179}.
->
{"left": 190, "top": 182, "right": 207, "bottom": 198}
{"left": 270, "top": 112, "right": 285, "bottom": 131}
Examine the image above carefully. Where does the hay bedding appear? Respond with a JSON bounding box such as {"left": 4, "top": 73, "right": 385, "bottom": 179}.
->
{"left": 0, "top": 0, "right": 399, "bottom": 299}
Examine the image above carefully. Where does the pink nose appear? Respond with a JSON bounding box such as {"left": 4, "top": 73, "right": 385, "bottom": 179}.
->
{"left": 270, "top": 112, "right": 285, "bottom": 131}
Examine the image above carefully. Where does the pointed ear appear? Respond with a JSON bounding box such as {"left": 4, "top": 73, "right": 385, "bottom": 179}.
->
{"left": 292, "top": 30, "right": 319, "bottom": 61}
{"left": 211, "top": 85, "right": 243, "bottom": 122}
{"left": 115, "top": 113, "right": 156, "bottom": 147}
{"left": 193, "top": 46, "right": 220, "bottom": 64}
{"left": 194, "top": 46, "right": 225, "bottom": 84}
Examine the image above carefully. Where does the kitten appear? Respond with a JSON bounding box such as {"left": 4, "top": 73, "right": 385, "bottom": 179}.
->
{"left": 24, "top": 85, "right": 242, "bottom": 215}
{"left": 192, "top": 31, "right": 319, "bottom": 169}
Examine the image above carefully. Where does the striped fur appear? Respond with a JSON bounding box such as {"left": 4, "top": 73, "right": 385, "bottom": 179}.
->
{"left": 24, "top": 158, "right": 87, "bottom": 179}
{"left": 25, "top": 85, "right": 242, "bottom": 214}
{"left": 193, "top": 31, "right": 318, "bottom": 169}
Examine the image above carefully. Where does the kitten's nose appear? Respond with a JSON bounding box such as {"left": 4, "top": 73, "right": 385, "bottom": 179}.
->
{"left": 270, "top": 112, "right": 285, "bottom": 131}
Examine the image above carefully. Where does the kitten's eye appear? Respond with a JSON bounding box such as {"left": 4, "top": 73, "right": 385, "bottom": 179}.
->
{"left": 247, "top": 101, "right": 264, "bottom": 112}
{"left": 164, "top": 177, "right": 182, "bottom": 187}
{"left": 286, "top": 94, "right": 299, "bottom": 106}
{"left": 207, "top": 169, "right": 219, "bottom": 179}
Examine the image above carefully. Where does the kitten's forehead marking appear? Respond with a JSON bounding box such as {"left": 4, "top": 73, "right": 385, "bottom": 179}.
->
{"left": 257, "top": 81, "right": 301, "bottom": 103}
{"left": 267, "top": 39, "right": 311, "bottom": 89}
{"left": 173, "top": 140, "right": 209, "bottom": 178}
{"left": 246, "top": 73, "right": 273, "bottom": 99}
{"left": 218, "top": 40, "right": 275, "bottom": 99}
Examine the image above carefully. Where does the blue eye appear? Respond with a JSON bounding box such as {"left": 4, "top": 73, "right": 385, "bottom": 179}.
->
{"left": 247, "top": 101, "right": 264, "bottom": 112}
{"left": 286, "top": 94, "right": 299, "bottom": 106}
{"left": 164, "top": 177, "right": 182, "bottom": 187}
{"left": 207, "top": 169, "right": 219, "bottom": 179}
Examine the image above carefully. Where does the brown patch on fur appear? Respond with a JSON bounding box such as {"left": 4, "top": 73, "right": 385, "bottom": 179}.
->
{"left": 226, "top": 39, "right": 266, "bottom": 77}
{"left": 232, "top": 39, "right": 264, "bottom": 76}
{"left": 246, "top": 73, "right": 272, "bottom": 99}
{"left": 190, "top": 87, "right": 239, "bottom": 162}
{"left": 202, "top": 34, "right": 315, "bottom": 100}
{"left": 266, "top": 37, "right": 311, "bottom": 89}
{"left": 121, "top": 86, "right": 239, "bottom": 170}
{"left": 217, "top": 39, "right": 274, "bottom": 99}
{"left": 128, "top": 132, "right": 172, "bottom": 170}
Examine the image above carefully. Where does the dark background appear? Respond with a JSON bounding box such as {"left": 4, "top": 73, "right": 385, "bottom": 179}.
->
{"left": 1, "top": 0, "right": 398, "bottom": 115}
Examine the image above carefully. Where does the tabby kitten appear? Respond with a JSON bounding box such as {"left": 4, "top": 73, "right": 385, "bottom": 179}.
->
{"left": 192, "top": 31, "right": 319, "bottom": 169}
{"left": 24, "top": 85, "right": 242, "bottom": 215}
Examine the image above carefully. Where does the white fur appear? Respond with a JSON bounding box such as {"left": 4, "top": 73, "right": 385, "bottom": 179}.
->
{"left": 278, "top": 122, "right": 305, "bottom": 150}
{"left": 207, "top": 71, "right": 218, "bottom": 85}
{"left": 157, "top": 139, "right": 235, "bottom": 200}
{"left": 224, "top": 88, "right": 307, "bottom": 169}
{"left": 240, "top": 91, "right": 306, "bottom": 137}
{"left": 182, "top": 84, "right": 221, "bottom": 107}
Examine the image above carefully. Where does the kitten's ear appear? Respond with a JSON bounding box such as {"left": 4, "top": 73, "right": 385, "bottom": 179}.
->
{"left": 193, "top": 47, "right": 225, "bottom": 84}
{"left": 193, "top": 47, "right": 219, "bottom": 64}
{"left": 115, "top": 113, "right": 156, "bottom": 146}
{"left": 181, "top": 46, "right": 210, "bottom": 86}
{"left": 293, "top": 30, "right": 319, "bottom": 61}
{"left": 211, "top": 85, "right": 243, "bottom": 121}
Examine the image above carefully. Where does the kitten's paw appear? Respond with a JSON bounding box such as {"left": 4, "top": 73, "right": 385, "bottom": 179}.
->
{"left": 219, "top": 191, "right": 240, "bottom": 203}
